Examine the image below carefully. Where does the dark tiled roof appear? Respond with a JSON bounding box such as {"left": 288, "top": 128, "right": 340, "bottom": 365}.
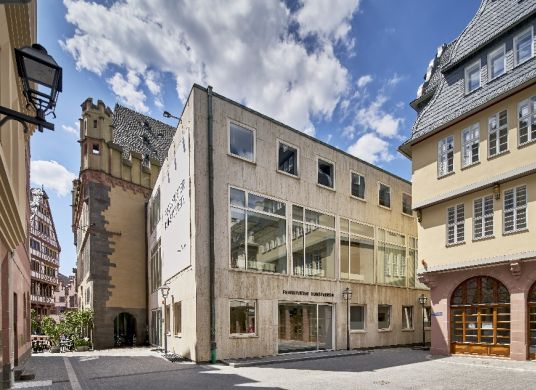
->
{"left": 111, "top": 105, "right": 176, "bottom": 164}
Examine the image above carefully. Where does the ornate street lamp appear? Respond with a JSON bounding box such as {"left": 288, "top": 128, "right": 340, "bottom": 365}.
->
{"left": 418, "top": 293, "right": 428, "bottom": 349}
{"left": 0, "top": 44, "right": 62, "bottom": 133}
{"left": 342, "top": 287, "right": 353, "bottom": 351}
{"left": 159, "top": 285, "right": 171, "bottom": 355}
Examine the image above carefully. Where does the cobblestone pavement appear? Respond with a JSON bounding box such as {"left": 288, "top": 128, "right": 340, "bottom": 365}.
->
{"left": 14, "top": 347, "right": 536, "bottom": 389}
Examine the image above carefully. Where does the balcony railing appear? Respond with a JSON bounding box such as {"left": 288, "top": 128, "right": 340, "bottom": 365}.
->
{"left": 31, "top": 271, "right": 58, "bottom": 285}
{"left": 31, "top": 294, "right": 54, "bottom": 304}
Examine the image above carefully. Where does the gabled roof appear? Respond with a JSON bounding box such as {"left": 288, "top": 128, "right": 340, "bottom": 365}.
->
{"left": 29, "top": 187, "right": 61, "bottom": 251}
{"left": 111, "top": 104, "right": 176, "bottom": 164}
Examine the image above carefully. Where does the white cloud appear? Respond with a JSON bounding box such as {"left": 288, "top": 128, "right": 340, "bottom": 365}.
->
{"left": 387, "top": 73, "right": 404, "bottom": 87}
{"left": 62, "top": 121, "right": 79, "bottom": 136}
{"left": 30, "top": 160, "right": 76, "bottom": 197}
{"left": 355, "top": 95, "right": 402, "bottom": 138}
{"left": 357, "top": 74, "right": 373, "bottom": 88}
{"left": 61, "top": 0, "right": 356, "bottom": 135}
{"left": 347, "top": 133, "right": 395, "bottom": 164}
{"left": 342, "top": 125, "right": 356, "bottom": 139}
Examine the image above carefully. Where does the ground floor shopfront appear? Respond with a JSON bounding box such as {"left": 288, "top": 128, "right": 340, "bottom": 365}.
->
{"left": 422, "top": 258, "right": 536, "bottom": 360}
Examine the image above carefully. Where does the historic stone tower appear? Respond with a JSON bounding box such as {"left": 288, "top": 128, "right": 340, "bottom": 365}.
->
{"left": 72, "top": 98, "right": 175, "bottom": 348}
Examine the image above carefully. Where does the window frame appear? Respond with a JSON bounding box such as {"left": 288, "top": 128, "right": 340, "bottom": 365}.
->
{"left": 350, "top": 304, "right": 366, "bottom": 332}
{"left": 377, "top": 304, "right": 392, "bottom": 331}
{"left": 514, "top": 26, "right": 534, "bottom": 67}
{"left": 487, "top": 44, "right": 506, "bottom": 81}
{"left": 377, "top": 182, "right": 391, "bottom": 209}
{"left": 488, "top": 110, "right": 509, "bottom": 158}
{"left": 402, "top": 306, "right": 414, "bottom": 331}
{"left": 461, "top": 123, "right": 480, "bottom": 168}
{"left": 227, "top": 119, "right": 256, "bottom": 163}
{"left": 339, "top": 217, "right": 375, "bottom": 282}
{"left": 517, "top": 97, "right": 536, "bottom": 146}
{"left": 229, "top": 299, "right": 257, "bottom": 337}
{"left": 437, "top": 135, "right": 454, "bottom": 177}
{"left": 473, "top": 195, "right": 494, "bottom": 241}
{"left": 276, "top": 139, "right": 300, "bottom": 178}
{"left": 503, "top": 185, "right": 528, "bottom": 235}
{"left": 464, "top": 60, "right": 481, "bottom": 94}
{"left": 446, "top": 203, "right": 465, "bottom": 246}
{"left": 350, "top": 170, "right": 366, "bottom": 201}
{"left": 401, "top": 192, "right": 413, "bottom": 216}
{"left": 316, "top": 157, "right": 336, "bottom": 190}
{"left": 173, "top": 301, "right": 182, "bottom": 336}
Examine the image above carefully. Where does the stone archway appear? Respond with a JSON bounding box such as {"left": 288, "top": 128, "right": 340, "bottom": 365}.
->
{"left": 113, "top": 312, "right": 137, "bottom": 347}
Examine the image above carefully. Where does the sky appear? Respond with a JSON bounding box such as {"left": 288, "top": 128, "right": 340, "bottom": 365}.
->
{"left": 31, "top": 0, "right": 481, "bottom": 275}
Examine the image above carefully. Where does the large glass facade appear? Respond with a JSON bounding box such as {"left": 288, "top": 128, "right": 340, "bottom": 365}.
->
{"left": 377, "top": 229, "right": 407, "bottom": 287}
{"left": 340, "top": 219, "right": 374, "bottom": 283}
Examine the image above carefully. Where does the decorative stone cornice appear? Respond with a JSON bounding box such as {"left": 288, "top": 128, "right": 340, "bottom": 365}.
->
{"left": 79, "top": 169, "right": 152, "bottom": 198}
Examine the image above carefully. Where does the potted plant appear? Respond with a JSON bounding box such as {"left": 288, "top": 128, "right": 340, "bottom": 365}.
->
{"left": 74, "top": 337, "right": 91, "bottom": 352}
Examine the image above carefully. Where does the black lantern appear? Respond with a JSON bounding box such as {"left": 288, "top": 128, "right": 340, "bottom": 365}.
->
{"left": 342, "top": 287, "right": 353, "bottom": 351}
{"left": 418, "top": 293, "right": 429, "bottom": 349}
{"left": 159, "top": 284, "right": 171, "bottom": 355}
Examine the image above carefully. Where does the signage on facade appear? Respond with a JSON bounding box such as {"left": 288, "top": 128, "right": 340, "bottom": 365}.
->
{"left": 282, "top": 290, "right": 335, "bottom": 298}
{"left": 432, "top": 311, "right": 443, "bottom": 317}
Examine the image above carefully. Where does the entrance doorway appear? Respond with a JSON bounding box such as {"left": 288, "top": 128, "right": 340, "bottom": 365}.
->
{"left": 278, "top": 303, "right": 333, "bottom": 353}
{"left": 528, "top": 282, "right": 536, "bottom": 359}
{"left": 150, "top": 309, "right": 162, "bottom": 347}
{"left": 450, "top": 276, "right": 510, "bottom": 357}
{"left": 114, "top": 312, "right": 136, "bottom": 347}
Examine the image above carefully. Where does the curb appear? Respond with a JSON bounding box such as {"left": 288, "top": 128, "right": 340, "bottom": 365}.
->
{"left": 222, "top": 350, "right": 372, "bottom": 367}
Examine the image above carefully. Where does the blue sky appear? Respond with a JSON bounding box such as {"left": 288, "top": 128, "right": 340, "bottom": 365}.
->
{"left": 32, "top": 0, "right": 480, "bottom": 275}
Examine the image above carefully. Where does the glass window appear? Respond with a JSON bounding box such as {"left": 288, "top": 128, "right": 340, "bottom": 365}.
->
{"left": 229, "top": 122, "right": 254, "bottom": 161}
{"left": 351, "top": 172, "right": 365, "bottom": 199}
{"left": 278, "top": 142, "right": 298, "bottom": 176}
{"left": 518, "top": 97, "right": 536, "bottom": 145}
{"left": 461, "top": 123, "right": 480, "bottom": 167}
{"left": 402, "top": 193, "right": 412, "bottom": 216}
{"left": 350, "top": 305, "right": 365, "bottom": 330}
{"left": 377, "top": 230, "right": 407, "bottom": 287}
{"left": 230, "top": 188, "right": 245, "bottom": 207}
{"left": 305, "top": 209, "right": 335, "bottom": 229}
{"left": 438, "top": 136, "right": 454, "bottom": 176}
{"left": 318, "top": 159, "right": 334, "bottom": 188}
{"left": 488, "top": 45, "right": 505, "bottom": 80}
{"left": 165, "top": 305, "right": 170, "bottom": 334}
{"left": 402, "top": 306, "right": 413, "bottom": 330}
{"left": 92, "top": 144, "right": 100, "bottom": 155}
{"left": 424, "top": 307, "right": 432, "bottom": 328}
{"left": 340, "top": 218, "right": 374, "bottom": 283}
{"left": 473, "top": 195, "right": 494, "bottom": 240}
{"left": 149, "top": 188, "right": 160, "bottom": 234}
{"left": 504, "top": 185, "right": 527, "bottom": 233}
{"left": 350, "top": 220, "right": 374, "bottom": 238}
{"left": 230, "top": 207, "right": 246, "bottom": 269}
{"left": 378, "top": 305, "right": 391, "bottom": 330}
{"left": 378, "top": 183, "right": 391, "bottom": 208}
{"left": 150, "top": 240, "right": 161, "bottom": 292}
{"left": 515, "top": 28, "right": 533, "bottom": 66}
{"left": 447, "top": 204, "right": 465, "bottom": 245}
{"left": 408, "top": 240, "right": 418, "bottom": 288}
{"left": 248, "top": 193, "right": 285, "bottom": 216}
{"left": 173, "top": 302, "right": 182, "bottom": 335}
{"left": 465, "top": 61, "right": 481, "bottom": 93}
{"left": 230, "top": 300, "right": 256, "bottom": 335}
{"left": 488, "top": 110, "right": 508, "bottom": 157}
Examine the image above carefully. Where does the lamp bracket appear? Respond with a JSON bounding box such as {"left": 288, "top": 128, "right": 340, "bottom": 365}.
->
{"left": 0, "top": 105, "right": 54, "bottom": 132}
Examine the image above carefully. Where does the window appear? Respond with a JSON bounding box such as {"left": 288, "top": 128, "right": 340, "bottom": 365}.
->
{"left": 488, "top": 45, "right": 505, "bottom": 80}
{"left": 424, "top": 307, "right": 432, "bottom": 328}
{"left": 149, "top": 188, "right": 160, "bottom": 234}
{"left": 230, "top": 300, "right": 256, "bottom": 335}
{"left": 92, "top": 144, "right": 100, "bottom": 155}
{"left": 461, "top": 123, "right": 480, "bottom": 167}
{"left": 378, "top": 305, "right": 391, "bottom": 330}
{"left": 93, "top": 119, "right": 97, "bottom": 128}
{"left": 473, "top": 195, "right": 494, "bottom": 240}
{"left": 402, "top": 306, "right": 413, "bottom": 330}
{"left": 514, "top": 27, "right": 533, "bottom": 66}
{"left": 518, "top": 97, "right": 536, "bottom": 145}
{"left": 447, "top": 204, "right": 465, "bottom": 245}
{"left": 230, "top": 188, "right": 287, "bottom": 273}
{"left": 351, "top": 172, "right": 365, "bottom": 199}
{"left": 350, "top": 305, "right": 366, "bottom": 331}
{"left": 292, "top": 205, "right": 336, "bottom": 278}
{"left": 504, "top": 185, "right": 527, "bottom": 233}
{"left": 488, "top": 110, "right": 508, "bottom": 157}
{"left": 464, "top": 60, "right": 481, "bottom": 93}
{"left": 340, "top": 218, "right": 374, "bottom": 283}
{"left": 402, "top": 193, "right": 412, "bottom": 216}
{"left": 229, "top": 121, "right": 255, "bottom": 161}
{"left": 377, "top": 229, "right": 406, "bottom": 286}
{"left": 150, "top": 240, "right": 162, "bottom": 292}
{"left": 165, "top": 304, "right": 170, "bottom": 334}
{"left": 317, "top": 159, "right": 334, "bottom": 188}
{"left": 173, "top": 302, "right": 182, "bottom": 335}
{"left": 277, "top": 141, "right": 298, "bottom": 176}
{"left": 378, "top": 183, "right": 391, "bottom": 208}
{"left": 438, "top": 136, "right": 454, "bottom": 176}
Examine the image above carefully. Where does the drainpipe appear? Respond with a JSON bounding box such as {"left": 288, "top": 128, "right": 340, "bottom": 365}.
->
{"left": 207, "top": 85, "right": 217, "bottom": 363}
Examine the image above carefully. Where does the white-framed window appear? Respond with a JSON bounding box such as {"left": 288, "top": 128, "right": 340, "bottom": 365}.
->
{"left": 340, "top": 218, "right": 375, "bottom": 283}
{"left": 350, "top": 171, "right": 365, "bottom": 200}
{"left": 402, "top": 193, "right": 412, "bottom": 216}
{"left": 317, "top": 158, "right": 335, "bottom": 188}
{"left": 461, "top": 123, "right": 480, "bottom": 167}
{"left": 277, "top": 140, "right": 299, "bottom": 177}
{"left": 378, "top": 305, "right": 391, "bottom": 330}
{"left": 229, "top": 121, "right": 255, "bottom": 162}
{"left": 447, "top": 204, "right": 465, "bottom": 245}
{"left": 504, "top": 185, "right": 527, "bottom": 234}
{"left": 438, "top": 136, "right": 454, "bottom": 177}
{"left": 173, "top": 302, "right": 182, "bottom": 335}
{"left": 377, "top": 229, "right": 407, "bottom": 287}
{"left": 378, "top": 182, "right": 391, "bottom": 208}
{"left": 350, "top": 305, "right": 366, "bottom": 331}
{"left": 488, "top": 110, "right": 508, "bottom": 157}
{"left": 402, "top": 306, "right": 413, "bottom": 330}
{"left": 165, "top": 304, "right": 170, "bottom": 334}
{"left": 487, "top": 45, "right": 506, "bottom": 80}
{"left": 473, "top": 195, "right": 494, "bottom": 240}
{"left": 514, "top": 27, "right": 533, "bottom": 66}
{"left": 464, "top": 60, "right": 481, "bottom": 93}
{"left": 424, "top": 307, "right": 432, "bottom": 328}
{"left": 229, "top": 299, "right": 256, "bottom": 335}
{"left": 518, "top": 97, "right": 536, "bottom": 145}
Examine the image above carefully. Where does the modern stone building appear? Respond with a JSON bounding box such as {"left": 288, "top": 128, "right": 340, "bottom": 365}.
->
{"left": 147, "top": 85, "right": 429, "bottom": 362}
{"left": 72, "top": 99, "right": 175, "bottom": 348}
{"left": 401, "top": 0, "right": 536, "bottom": 360}
{"left": 29, "top": 188, "right": 60, "bottom": 316}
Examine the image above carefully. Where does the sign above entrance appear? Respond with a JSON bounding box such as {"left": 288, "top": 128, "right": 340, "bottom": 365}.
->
{"left": 282, "top": 289, "right": 334, "bottom": 298}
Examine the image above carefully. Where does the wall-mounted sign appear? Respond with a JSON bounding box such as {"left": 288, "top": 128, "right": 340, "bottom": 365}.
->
{"left": 282, "top": 290, "right": 335, "bottom": 298}
{"left": 432, "top": 311, "right": 443, "bottom": 317}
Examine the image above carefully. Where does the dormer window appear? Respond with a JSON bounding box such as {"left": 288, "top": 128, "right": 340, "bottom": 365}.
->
{"left": 464, "top": 60, "right": 481, "bottom": 93}
{"left": 514, "top": 27, "right": 533, "bottom": 66}
{"left": 488, "top": 45, "right": 505, "bottom": 80}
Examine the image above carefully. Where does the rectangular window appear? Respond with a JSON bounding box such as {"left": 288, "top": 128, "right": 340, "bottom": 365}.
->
{"left": 518, "top": 97, "right": 536, "bottom": 145}
{"left": 230, "top": 300, "right": 256, "bottom": 335}
{"left": 488, "top": 110, "right": 508, "bottom": 157}
{"left": 277, "top": 141, "right": 298, "bottom": 176}
{"left": 93, "top": 119, "right": 97, "bottom": 128}
{"left": 351, "top": 172, "right": 365, "bottom": 199}
{"left": 229, "top": 121, "right": 255, "bottom": 161}
{"left": 340, "top": 218, "right": 374, "bottom": 283}
{"left": 378, "top": 305, "right": 391, "bottom": 330}
{"left": 473, "top": 195, "right": 494, "bottom": 240}
{"left": 488, "top": 45, "right": 505, "bottom": 80}
{"left": 461, "top": 123, "right": 480, "bottom": 167}
{"left": 438, "top": 136, "right": 454, "bottom": 176}
{"left": 350, "top": 305, "right": 366, "bottom": 330}
{"left": 424, "top": 307, "right": 432, "bottom": 328}
{"left": 402, "top": 306, "right": 413, "bottom": 330}
{"left": 504, "top": 185, "right": 527, "bottom": 233}
{"left": 447, "top": 204, "right": 465, "bottom": 245}
{"left": 92, "top": 144, "right": 100, "bottom": 155}
{"left": 378, "top": 183, "right": 391, "bottom": 208}
{"left": 464, "top": 60, "right": 481, "bottom": 93}
{"left": 173, "top": 302, "right": 181, "bottom": 335}
{"left": 514, "top": 27, "right": 533, "bottom": 66}
{"left": 377, "top": 229, "right": 407, "bottom": 286}
{"left": 149, "top": 188, "right": 160, "bottom": 234}
{"left": 317, "top": 159, "right": 335, "bottom": 188}
{"left": 402, "top": 193, "right": 412, "bottom": 216}
{"left": 165, "top": 304, "right": 170, "bottom": 334}
{"left": 150, "top": 240, "right": 162, "bottom": 292}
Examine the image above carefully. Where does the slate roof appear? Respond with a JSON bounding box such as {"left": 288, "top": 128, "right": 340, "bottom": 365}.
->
{"left": 401, "top": 0, "right": 536, "bottom": 157}
{"left": 111, "top": 104, "right": 176, "bottom": 164}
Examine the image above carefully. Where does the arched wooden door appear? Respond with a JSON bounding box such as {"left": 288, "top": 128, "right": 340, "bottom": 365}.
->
{"left": 450, "top": 276, "right": 510, "bottom": 357}
{"left": 528, "top": 283, "right": 536, "bottom": 359}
